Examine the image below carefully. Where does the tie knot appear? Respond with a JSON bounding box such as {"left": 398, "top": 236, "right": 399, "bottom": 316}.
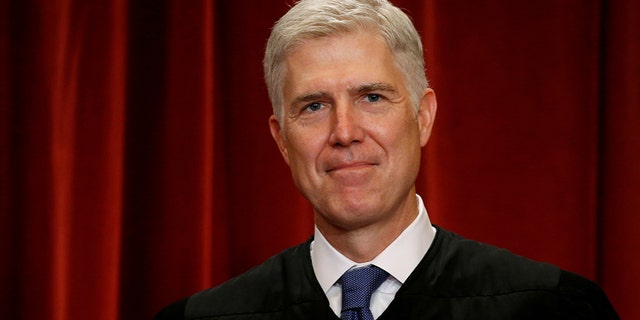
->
{"left": 339, "top": 265, "right": 389, "bottom": 311}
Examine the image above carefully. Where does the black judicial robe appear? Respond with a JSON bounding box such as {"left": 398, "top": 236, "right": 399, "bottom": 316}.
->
{"left": 155, "top": 226, "right": 618, "bottom": 319}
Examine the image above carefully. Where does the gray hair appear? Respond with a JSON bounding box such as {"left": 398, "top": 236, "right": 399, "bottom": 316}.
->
{"left": 264, "top": 0, "right": 429, "bottom": 123}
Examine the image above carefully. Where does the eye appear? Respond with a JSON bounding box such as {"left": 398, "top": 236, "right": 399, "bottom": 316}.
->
{"left": 365, "top": 94, "right": 382, "bottom": 103}
{"left": 305, "top": 102, "right": 323, "bottom": 112}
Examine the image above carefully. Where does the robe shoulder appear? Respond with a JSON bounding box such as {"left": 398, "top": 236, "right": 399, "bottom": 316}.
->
{"left": 387, "top": 227, "right": 618, "bottom": 319}
{"left": 154, "top": 297, "right": 188, "bottom": 320}
{"left": 177, "top": 239, "right": 333, "bottom": 319}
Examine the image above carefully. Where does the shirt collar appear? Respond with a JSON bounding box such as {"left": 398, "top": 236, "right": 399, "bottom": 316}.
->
{"left": 310, "top": 194, "right": 436, "bottom": 293}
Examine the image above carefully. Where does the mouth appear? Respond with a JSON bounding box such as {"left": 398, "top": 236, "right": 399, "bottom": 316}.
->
{"left": 326, "top": 161, "right": 376, "bottom": 173}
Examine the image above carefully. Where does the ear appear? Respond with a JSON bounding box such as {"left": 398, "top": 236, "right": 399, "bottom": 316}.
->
{"left": 268, "top": 115, "right": 291, "bottom": 166}
{"left": 417, "top": 88, "right": 437, "bottom": 147}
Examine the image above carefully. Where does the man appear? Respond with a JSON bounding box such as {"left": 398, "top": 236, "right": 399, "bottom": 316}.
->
{"left": 156, "top": 0, "right": 618, "bottom": 319}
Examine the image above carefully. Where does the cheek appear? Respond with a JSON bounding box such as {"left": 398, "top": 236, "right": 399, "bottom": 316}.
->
{"left": 372, "top": 116, "right": 415, "bottom": 145}
{"left": 379, "top": 120, "right": 421, "bottom": 160}
{"left": 285, "top": 130, "right": 325, "bottom": 168}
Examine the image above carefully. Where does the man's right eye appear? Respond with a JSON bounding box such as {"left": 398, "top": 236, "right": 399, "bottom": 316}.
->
{"left": 305, "top": 102, "right": 323, "bottom": 112}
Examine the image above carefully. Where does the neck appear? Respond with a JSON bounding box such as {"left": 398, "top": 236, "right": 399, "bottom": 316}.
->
{"left": 315, "top": 194, "right": 418, "bottom": 263}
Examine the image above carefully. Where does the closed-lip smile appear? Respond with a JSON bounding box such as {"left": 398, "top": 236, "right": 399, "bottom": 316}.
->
{"left": 326, "top": 161, "right": 376, "bottom": 172}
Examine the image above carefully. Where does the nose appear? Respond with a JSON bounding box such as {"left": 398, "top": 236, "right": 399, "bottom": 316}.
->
{"left": 328, "top": 102, "right": 364, "bottom": 147}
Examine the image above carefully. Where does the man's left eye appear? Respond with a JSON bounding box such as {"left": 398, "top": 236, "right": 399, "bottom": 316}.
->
{"left": 365, "top": 94, "right": 381, "bottom": 102}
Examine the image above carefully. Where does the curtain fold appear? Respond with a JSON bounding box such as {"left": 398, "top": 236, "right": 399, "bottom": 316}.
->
{"left": 2, "top": 0, "right": 128, "bottom": 319}
{"left": 423, "top": 0, "right": 604, "bottom": 278}
{"left": 1, "top": 0, "right": 637, "bottom": 319}
{"left": 598, "top": 0, "right": 640, "bottom": 317}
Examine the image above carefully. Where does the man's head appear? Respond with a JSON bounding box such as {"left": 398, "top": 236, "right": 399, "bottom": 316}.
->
{"left": 264, "top": 0, "right": 428, "bottom": 124}
{"left": 265, "top": 0, "right": 436, "bottom": 241}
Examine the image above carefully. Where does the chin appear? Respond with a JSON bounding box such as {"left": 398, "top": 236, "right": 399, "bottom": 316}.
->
{"left": 319, "top": 202, "right": 383, "bottom": 228}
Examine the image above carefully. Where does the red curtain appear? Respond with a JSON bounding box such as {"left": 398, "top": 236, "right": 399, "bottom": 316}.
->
{"left": 1, "top": 0, "right": 637, "bottom": 319}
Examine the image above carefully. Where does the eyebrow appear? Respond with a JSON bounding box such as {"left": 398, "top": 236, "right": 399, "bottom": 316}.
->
{"left": 291, "top": 92, "right": 331, "bottom": 106}
{"left": 350, "top": 82, "right": 398, "bottom": 95}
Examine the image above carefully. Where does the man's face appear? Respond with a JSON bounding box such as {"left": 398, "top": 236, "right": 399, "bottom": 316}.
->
{"left": 269, "top": 30, "right": 436, "bottom": 233}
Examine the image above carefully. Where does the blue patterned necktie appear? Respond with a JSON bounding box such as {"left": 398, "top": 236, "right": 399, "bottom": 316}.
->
{"left": 339, "top": 265, "right": 389, "bottom": 320}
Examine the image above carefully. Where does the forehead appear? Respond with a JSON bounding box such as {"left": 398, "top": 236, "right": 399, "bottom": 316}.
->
{"left": 282, "top": 30, "right": 403, "bottom": 99}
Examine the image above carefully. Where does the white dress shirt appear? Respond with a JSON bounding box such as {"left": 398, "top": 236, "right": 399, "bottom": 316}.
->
{"left": 310, "top": 195, "right": 437, "bottom": 319}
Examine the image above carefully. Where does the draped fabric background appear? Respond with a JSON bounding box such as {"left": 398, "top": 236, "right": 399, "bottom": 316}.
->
{"left": 1, "top": 0, "right": 638, "bottom": 319}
